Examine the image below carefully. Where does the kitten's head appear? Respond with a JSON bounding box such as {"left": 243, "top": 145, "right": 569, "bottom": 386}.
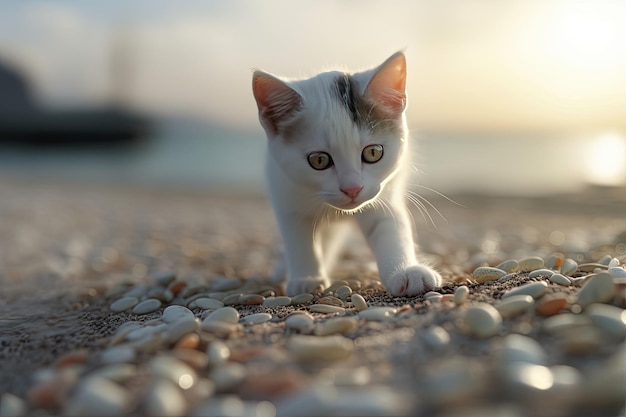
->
{"left": 252, "top": 52, "right": 408, "bottom": 212}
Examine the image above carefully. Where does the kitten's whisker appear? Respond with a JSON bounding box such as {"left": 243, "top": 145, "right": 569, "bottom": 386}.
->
{"left": 408, "top": 183, "right": 467, "bottom": 208}
{"left": 406, "top": 190, "right": 448, "bottom": 226}
{"left": 405, "top": 192, "right": 439, "bottom": 230}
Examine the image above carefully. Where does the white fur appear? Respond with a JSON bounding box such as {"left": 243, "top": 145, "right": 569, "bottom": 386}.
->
{"left": 253, "top": 53, "right": 441, "bottom": 296}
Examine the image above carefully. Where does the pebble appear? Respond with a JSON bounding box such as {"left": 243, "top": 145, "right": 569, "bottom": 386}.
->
{"left": 200, "top": 321, "right": 241, "bottom": 338}
{"left": 473, "top": 267, "right": 506, "bottom": 283}
{"left": 498, "top": 273, "right": 517, "bottom": 283}
{"left": 314, "top": 317, "right": 358, "bottom": 336}
{"left": 210, "top": 363, "right": 247, "bottom": 392}
{"left": 207, "top": 341, "right": 231, "bottom": 364}
{"left": 358, "top": 307, "right": 397, "bottom": 321}
{"left": 535, "top": 294, "right": 569, "bottom": 317}
{"left": 27, "top": 370, "right": 77, "bottom": 409}
{"left": 285, "top": 314, "right": 316, "bottom": 334}
{"left": 149, "top": 356, "right": 197, "bottom": 389}
{"left": 496, "top": 259, "right": 519, "bottom": 273}
{"left": 608, "top": 257, "right": 621, "bottom": 268}
{"left": 162, "top": 305, "right": 195, "bottom": 323}
{"left": 90, "top": 364, "right": 138, "bottom": 383}
{"left": 560, "top": 258, "right": 578, "bottom": 276}
{"left": 424, "top": 291, "right": 443, "bottom": 301}
{"left": 502, "top": 281, "right": 548, "bottom": 299}
{"left": 144, "top": 379, "right": 187, "bottom": 417}
{"left": 100, "top": 346, "right": 136, "bottom": 365}
{"left": 0, "top": 393, "right": 26, "bottom": 417}
{"left": 242, "top": 313, "right": 273, "bottom": 324}
{"left": 544, "top": 254, "right": 563, "bottom": 270}
{"left": 317, "top": 295, "right": 344, "bottom": 307}
{"left": 454, "top": 286, "right": 469, "bottom": 306}
{"left": 586, "top": 303, "right": 626, "bottom": 339}
{"left": 495, "top": 334, "right": 548, "bottom": 365}
{"left": 608, "top": 266, "right": 626, "bottom": 278}
{"left": 164, "top": 317, "right": 200, "bottom": 343}
{"left": 350, "top": 293, "right": 369, "bottom": 311}
{"left": 222, "top": 293, "right": 243, "bottom": 305}
{"left": 191, "top": 298, "right": 225, "bottom": 310}
{"left": 528, "top": 268, "right": 554, "bottom": 279}
{"left": 239, "top": 294, "right": 265, "bottom": 305}
{"left": 54, "top": 349, "right": 89, "bottom": 369}
{"left": 131, "top": 298, "right": 162, "bottom": 315}
{"left": 203, "top": 307, "right": 240, "bottom": 324}
{"left": 263, "top": 296, "right": 292, "bottom": 308}
{"left": 576, "top": 273, "right": 616, "bottom": 307}
{"left": 335, "top": 285, "right": 352, "bottom": 300}
{"left": 64, "top": 376, "right": 130, "bottom": 417}
{"left": 495, "top": 295, "right": 534, "bottom": 318}
{"left": 154, "top": 271, "right": 177, "bottom": 287}
{"left": 287, "top": 335, "right": 353, "bottom": 361}
{"left": 290, "top": 293, "right": 314, "bottom": 305}
{"left": 309, "top": 304, "right": 346, "bottom": 314}
{"left": 518, "top": 256, "right": 544, "bottom": 272}
{"left": 421, "top": 326, "right": 451, "bottom": 350}
{"left": 462, "top": 303, "right": 502, "bottom": 338}
{"left": 211, "top": 277, "right": 242, "bottom": 292}
{"left": 109, "top": 297, "right": 139, "bottom": 313}
{"left": 542, "top": 313, "right": 592, "bottom": 335}
{"left": 549, "top": 273, "right": 571, "bottom": 286}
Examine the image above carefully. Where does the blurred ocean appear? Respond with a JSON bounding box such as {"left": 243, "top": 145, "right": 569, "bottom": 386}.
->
{"left": 0, "top": 118, "right": 622, "bottom": 197}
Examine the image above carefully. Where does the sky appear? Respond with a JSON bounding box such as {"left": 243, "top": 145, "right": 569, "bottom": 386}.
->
{"left": 1, "top": 0, "right": 625, "bottom": 133}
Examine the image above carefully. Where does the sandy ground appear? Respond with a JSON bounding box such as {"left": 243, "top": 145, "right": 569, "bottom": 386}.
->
{"left": 1, "top": 177, "right": 625, "bottom": 415}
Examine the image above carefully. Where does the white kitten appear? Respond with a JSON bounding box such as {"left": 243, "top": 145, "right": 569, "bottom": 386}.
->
{"left": 252, "top": 52, "right": 442, "bottom": 297}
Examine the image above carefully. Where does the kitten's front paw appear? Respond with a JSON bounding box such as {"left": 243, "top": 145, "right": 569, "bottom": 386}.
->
{"left": 286, "top": 276, "right": 329, "bottom": 296}
{"left": 384, "top": 265, "right": 441, "bottom": 296}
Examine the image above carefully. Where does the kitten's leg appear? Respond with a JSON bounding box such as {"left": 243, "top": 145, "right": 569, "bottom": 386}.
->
{"left": 357, "top": 207, "right": 441, "bottom": 296}
{"left": 277, "top": 213, "right": 330, "bottom": 295}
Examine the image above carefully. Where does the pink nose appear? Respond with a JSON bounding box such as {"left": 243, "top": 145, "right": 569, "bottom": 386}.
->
{"left": 340, "top": 186, "right": 363, "bottom": 199}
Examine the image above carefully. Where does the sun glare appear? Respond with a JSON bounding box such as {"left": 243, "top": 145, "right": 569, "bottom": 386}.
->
{"left": 586, "top": 133, "right": 626, "bottom": 187}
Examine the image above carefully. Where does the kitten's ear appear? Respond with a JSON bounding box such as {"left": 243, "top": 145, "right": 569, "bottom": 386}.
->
{"left": 364, "top": 52, "right": 407, "bottom": 114}
{"left": 252, "top": 71, "right": 303, "bottom": 136}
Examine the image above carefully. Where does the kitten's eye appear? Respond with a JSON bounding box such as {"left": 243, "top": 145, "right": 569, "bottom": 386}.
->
{"left": 362, "top": 144, "right": 384, "bottom": 163}
{"left": 307, "top": 152, "right": 333, "bottom": 170}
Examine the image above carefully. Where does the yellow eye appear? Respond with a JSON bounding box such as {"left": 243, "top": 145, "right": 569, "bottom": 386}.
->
{"left": 307, "top": 152, "right": 333, "bottom": 170}
{"left": 362, "top": 144, "right": 384, "bottom": 163}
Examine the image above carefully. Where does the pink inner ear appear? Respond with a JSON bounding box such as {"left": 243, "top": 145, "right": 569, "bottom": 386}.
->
{"left": 252, "top": 72, "right": 302, "bottom": 135}
{"left": 366, "top": 53, "right": 407, "bottom": 113}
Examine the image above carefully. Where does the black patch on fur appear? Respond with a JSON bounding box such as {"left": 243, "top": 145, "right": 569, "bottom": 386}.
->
{"left": 334, "top": 74, "right": 362, "bottom": 125}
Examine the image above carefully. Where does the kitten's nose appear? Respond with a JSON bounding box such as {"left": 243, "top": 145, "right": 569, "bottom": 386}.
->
{"left": 340, "top": 185, "right": 363, "bottom": 199}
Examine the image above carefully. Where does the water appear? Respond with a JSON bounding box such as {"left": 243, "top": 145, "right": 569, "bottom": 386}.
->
{"left": 0, "top": 118, "right": 622, "bottom": 196}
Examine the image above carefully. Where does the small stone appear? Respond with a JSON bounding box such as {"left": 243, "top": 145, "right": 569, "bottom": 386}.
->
{"left": 358, "top": 307, "right": 397, "bottom": 321}
{"left": 154, "top": 271, "right": 177, "bottom": 287}
{"left": 222, "top": 294, "right": 242, "bottom": 305}
{"left": 211, "top": 277, "right": 242, "bottom": 292}
{"left": 495, "top": 334, "right": 548, "bottom": 365}
{"left": 53, "top": 349, "right": 89, "bottom": 369}
{"left": 317, "top": 295, "right": 344, "bottom": 307}
{"left": 324, "top": 280, "right": 351, "bottom": 294}
{"left": 473, "top": 267, "right": 506, "bottom": 283}
{"left": 528, "top": 268, "right": 554, "bottom": 279}
{"left": 542, "top": 313, "right": 592, "bottom": 335}
{"left": 144, "top": 379, "right": 187, "bottom": 417}
{"left": 314, "top": 317, "right": 358, "bottom": 336}
{"left": 203, "top": 307, "right": 239, "bottom": 324}
{"left": 608, "top": 258, "right": 621, "bottom": 268}
{"left": 608, "top": 266, "right": 626, "bottom": 278}
{"left": 576, "top": 273, "right": 616, "bottom": 307}
{"left": 200, "top": 321, "right": 241, "bottom": 338}
{"left": 495, "top": 295, "right": 534, "bottom": 318}
{"left": 518, "top": 256, "right": 544, "bottom": 272}
{"left": 164, "top": 317, "right": 200, "bottom": 343}
{"left": 207, "top": 340, "right": 231, "bottom": 364}
{"left": 498, "top": 273, "right": 517, "bottom": 282}
{"left": 174, "top": 333, "right": 200, "bottom": 350}
{"left": 350, "top": 293, "right": 368, "bottom": 311}
{"left": 502, "top": 281, "right": 548, "bottom": 299}
{"left": 288, "top": 335, "right": 353, "bottom": 361}
{"left": 309, "top": 304, "right": 346, "bottom": 314}
{"left": 535, "top": 294, "right": 569, "bottom": 317}
{"left": 262, "top": 296, "right": 292, "bottom": 308}
{"left": 242, "top": 313, "right": 272, "bottom": 324}
{"left": 335, "top": 285, "right": 353, "bottom": 300}
{"left": 28, "top": 370, "right": 77, "bottom": 409}
{"left": 598, "top": 255, "right": 613, "bottom": 266}
{"left": 291, "top": 293, "right": 314, "bottom": 305}
{"left": 100, "top": 346, "right": 136, "bottom": 364}
{"left": 545, "top": 254, "right": 563, "bottom": 270}
{"left": 64, "top": 376, "right": 130, "bottom": 417}
{"left": 557, "top": 327, "right": 606, "bottom": 355}
{"left": 131, "top": 298, "right": 162, "bottom": 315}
{"left": 0, "top": 393, "right": 26, "bottom": 417}
{"left": 149, "top": 356, "right": 197, "bottom": 389}
{"left": 560, "top": 258, "right": 578, "bottom": 276}
{"left": 421, "top": 326, "right": 451, "bottom": 350}
{"left": 191, "top": 297, "right": 225, "bottom": 310}
{"left": 549, "top": 273, "right": 572, "bottom": 286}
{"left": 110, "top": 297, "right": 139, "bottom": 313}
{"left": 172, "top": 348, "right": 209, "bottom": 370}
{"left": 462, "top": 303, "right": 502, "bottom": 338}
{"left": 454, "top": 285, "right": 469, "bottom": 306}
{"left": 239, "top": 294, "right": 265, "bottom": 305}
{"left": 210, "top": 363, "right": 247, "bottom": 392}
{"left": 163, "top": 305, "right": 195, "bottom": 323}
{"left": 90, "top": 364, "right": 137, "bottom": 383}
{"left": 496, "top": 259, "right": 519, "bottom": 273}
{"left": 285, "top": 314, "right": 316, "bottom": 334}
{"left": 586, "top": 303, "right": 626, "bottom": 339}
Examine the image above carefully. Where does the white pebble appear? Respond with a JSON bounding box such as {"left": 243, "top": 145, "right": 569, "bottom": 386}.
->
{"left": 496, "top": 259, "right": 519, "bottom": 273}
{"left": 191, "top": 298, "right": 225, "bottom": 310}
{"left": 144, "top": 379, "right": 187, "bottom": 417}
{"left": 350, "top": 294, "right": 369, "bottom": 311}
{"left": 495, "top": 334, "right": 547, "bottom": 365}
{"left": 288, "top": 335, "right": 353, "bottom": 361}
{"left": 314, "top": 317, "right": 358, "bottom": 336}
{"left": 285, "top": 314, "right": 316, "bottom": 334}
{"left": 544, "top": 254, "right": 562, "bottom": 270}
{"left": 518, "top": 256, "right": 544, "bottom": 272}
{"left": 576, "top": 273, "right": 616, "bottom": 307}
{"left": 421, "top": 326, "right": 451, "bottom": 349}
{"left": 528, "top": 269, "right": 554, "bottom": 279}
{"left": 462, "top": 303, "right": 502, "bottom": 338}
{"left": 200, "top": 321, "right": 241, "bottom": 337}
{"left": 498, "top": 273, "right": 517, "bottom": 283}
{"left": 110, "top": 297, "right": 139, "bottom": 313}
{"left": 291, "top": 293, "right": 314, "bottom": 305}
{"left": 0, "top": 393, "right": 26, "bottom": 417}
{"left": 206, "top": 341, "right": 230, "bottom": 364}
{"left": 90, "top": 364, "right": 138, "bottom": 383}
{"left": 262, "top": 296, "right": 292, "bottom": 308}
{"left": 560, "top": 258, "right": 578, "bottom": 276}
{"left": 149, "top": 356, "right": 197, "bottom": 390}
{"left": 502, "top": 281, "right": 548, "bottom": 299}
{"left": 495, "top": 295, "right": 534, "bottom": 318}
{"left": 132, "top": 299, "right": 162, "bottom": 315}
{"left": 607, "top": 266, "right": 626, "bottom": 278}
{"left": 454, "top": 285, "right": 469, "bottom": 306}
{"left": 597, "top": 255, "right": 613, "bottom": 266}
{"left": 608, "top": 257, "right": 621, "bottom": 268}
{"left": 242, "top": 313, "right": 272, "bottom": 324}
{"left": 472, "top": 267, "right": 506, "bottom": 283}
{"left": 162, "top": 305, "right": 195, "bottom": 323}
{"left": 203, "top": 307, "right": 240, "bottom": 324}
{"left": 309, "top": 304, "right": 346, "bottom": 314}
{"left": 358, "top": 307, "right": 397, "bottom": 321}
{"left": 100, "top": 346, "right": 136, "bottom": 365}
{"left": 586, "top": 303, "right": 626, "bottom": 339}
{"left": 164, "top": 317, "right": 200, "bottom": 343}
{"left": 211, "top": 277, "right": 242, "bottom": 292}
{"left": 549, "top": 273, "right": 572, "bottom": 286}
{"left": 64, "top": 377, "right": 130, "bottom": 417}
{"left": 335, "top": 285, "right": 353, "bottom": 300}
{"left": 210, "top": 363, "right": 247, "bottom": 391}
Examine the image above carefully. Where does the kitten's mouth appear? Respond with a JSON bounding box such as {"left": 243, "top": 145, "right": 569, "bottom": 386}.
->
{"left": 328, "top": 198, "right": 372, "bottom": 213}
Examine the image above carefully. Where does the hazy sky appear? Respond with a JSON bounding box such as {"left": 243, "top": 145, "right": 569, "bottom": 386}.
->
{"left": 1, "top": 0, "right": 625, "bottom": 132}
